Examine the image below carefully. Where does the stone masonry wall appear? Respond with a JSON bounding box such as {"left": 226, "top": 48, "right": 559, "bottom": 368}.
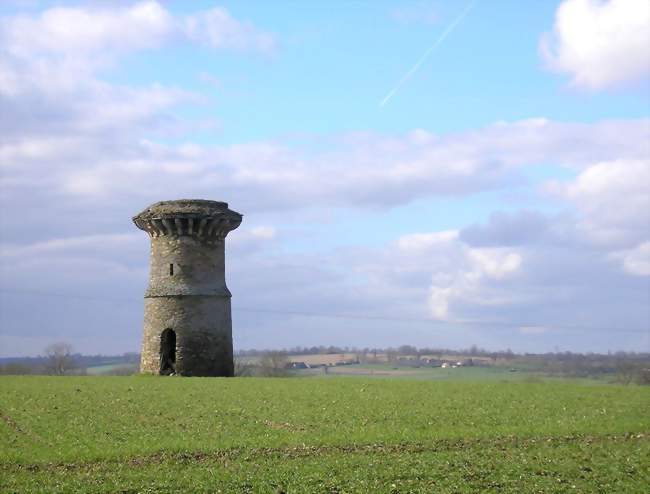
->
{"left": 141, "top": 295, "right": 234, "bottom": 377}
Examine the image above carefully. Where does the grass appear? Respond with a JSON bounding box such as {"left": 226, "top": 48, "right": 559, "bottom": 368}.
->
{"left": 1, "top": 376, "right": 648, "bottom": 492}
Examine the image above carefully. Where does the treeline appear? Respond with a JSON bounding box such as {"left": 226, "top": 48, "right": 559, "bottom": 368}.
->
{"left": 237, "top": 344, "right": 649, "bottom": 360}
{"left": 3, "top": 344, "right": 648, "bottom": 384}
{"left": 527, "top": 352, "right": 650, "bottom": 384}
{"left": 0, "top": 350, "right": 139, "bottom": 376}
{"left": 236, "top": 345, "right": 519, "bottom": 359}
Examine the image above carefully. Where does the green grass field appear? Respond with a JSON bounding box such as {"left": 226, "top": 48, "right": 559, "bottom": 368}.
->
{"left": 1, "top": 376, "right": 648, "bottom": 493}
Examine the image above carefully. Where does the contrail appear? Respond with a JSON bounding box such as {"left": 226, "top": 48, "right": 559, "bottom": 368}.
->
{"left": 379, "top": 1, "right": 476, "bottom": 107}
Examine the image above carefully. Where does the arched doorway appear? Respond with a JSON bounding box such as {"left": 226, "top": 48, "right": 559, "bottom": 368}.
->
{"left": 159, "top": 328, "right": 176, "bottom": 375}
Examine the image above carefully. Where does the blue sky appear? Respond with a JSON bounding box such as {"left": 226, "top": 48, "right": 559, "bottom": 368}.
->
{"left": 105, "top": 1, "right": 647, "bottom": 142}
{"left": 0, "top": 0, "right": 648, "bottom": 356}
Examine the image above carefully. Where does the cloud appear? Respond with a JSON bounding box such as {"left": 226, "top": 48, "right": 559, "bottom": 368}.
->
{"left": 461, "top": 159, "right": 650, "bottom": 282}
{"left": 396, "top": 212, "right": 647, "bottom": 336}
{"left": 2, "top": 180, "right": 648, "bottom": 355}
{"left": 0, "top": 2, "right": 274, "bottom": 235}
{"left": 0, "top": 2, "right": 172, "bottom": 64}
{"left": 0, "top": 233, "right": 140, "bottom": 258}
{"left": 519, "top": 326, "right": 549, "bottom": 335}
{"left": 0, "top": 1, "right": 273, "bottom": 126}
{"left": 610, "top": 242, "right": 650, "bottom": 276}
{"left": 0, "top": 2, "right": 274, "bottom": 67}
{"left": 0, "top": 2, "right": 272, "bottom": 150}
{"left": 394, "top": 231, "right": 523, "bottom": 319}
{"left": 227, "top": 185, "right": 647, "bottom": 350}
{"left": 0, "top": 3, "right": 647, "bottom": 220}
{"left": 184, "top": 7, "right": 276, "bottom": 54}
{"left": 541, "top": 0, "right": 650, "bottom": 89}
{"left": 3, "top": 118, "right": 648, "bottom": 232}
{"left": 548, "top": 159, "right": 650, "bottom": 247}
{"left": 460, "top": 211, "right": 551, "bottom": 247}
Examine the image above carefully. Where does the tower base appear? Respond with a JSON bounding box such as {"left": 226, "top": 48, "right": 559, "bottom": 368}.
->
{"left": 140, "top": 295, "right": 234, "bottom": 377}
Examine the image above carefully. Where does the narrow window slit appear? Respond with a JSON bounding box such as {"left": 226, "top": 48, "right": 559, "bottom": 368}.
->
{"left": 169, "top": 263, "right": 174, "bottom": 276}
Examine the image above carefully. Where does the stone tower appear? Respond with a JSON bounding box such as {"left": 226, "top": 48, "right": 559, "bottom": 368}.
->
{"left": 133, "top": 199, "right": 242, "bottom": 377}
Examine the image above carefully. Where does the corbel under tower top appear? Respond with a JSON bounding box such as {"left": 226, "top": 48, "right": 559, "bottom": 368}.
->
{"left": 132, "top": 199, "right": 242, "bottom": 243}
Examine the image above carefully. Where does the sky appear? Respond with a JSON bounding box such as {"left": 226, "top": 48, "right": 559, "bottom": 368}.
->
{"left": 0, "top": 0, "right": 649, "bottom": 357}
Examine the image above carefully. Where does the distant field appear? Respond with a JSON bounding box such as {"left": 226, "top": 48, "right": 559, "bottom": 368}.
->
{"left": 296, "top": 363, "right": 614, "bottom": 384}
{"left": 289, "top": 353, "right": 358, "bottom": 366}
{"left": 85, "top": 363, "right": 138, "bottom": 375}
{"left": 1, "top": 376, "right": 648, "bottom": 493}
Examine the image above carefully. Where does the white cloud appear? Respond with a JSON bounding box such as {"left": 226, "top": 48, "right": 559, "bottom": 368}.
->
{"left": 396, "top": 230, "right": 458, "bottom": 251}
{"left": 0, "top": 2, "right": 271, "bottom": 157}
{"left": 0, "top": 233, "right": 140, "bottom": 258}
{"left": 0, "top": 1, "right": 172, "bottom": 61}
{"left": 4, "top": 118, "right": 647, "bottom": 218}
{"left": 0, "top": 1, "right": 273, "bottom": 66}
{"left": 0, "top": 2, "right": 274, "bottom": 212}
{"left": 541, "top": 0, "right": 650, "bottom": 89}
{"left": 391, "top": 231, "right": 523, "bottom": 320}
{"left": 519, "top": 326, "right": 549, "bottom": 335}
{"left": 184, "top": 7, "right": 276, "bottom": 53}
{"left": 468, "top": 249, "right": 522, "bottom": 280}
{"left": 249, "top": 226, "right": 276, "bottom": 239}
{"left": 610, "top": 242, "right": 650, "bottom": 276}
{"left": 550, "top": 159, "right": 650, "bottom": 247}
{"left": 0, "top": 2, "right": 274, "bottom": 102}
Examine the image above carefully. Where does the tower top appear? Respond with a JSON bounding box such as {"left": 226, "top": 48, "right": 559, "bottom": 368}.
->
{"left": 133, "top": 199, "right": 242, "bottom": 240}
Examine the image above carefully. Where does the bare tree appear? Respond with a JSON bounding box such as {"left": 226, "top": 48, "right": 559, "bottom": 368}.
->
{"left": 44, "top": 342, "right": 75, "bottom": 375}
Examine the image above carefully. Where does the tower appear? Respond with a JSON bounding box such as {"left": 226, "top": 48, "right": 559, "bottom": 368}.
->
{"left": 133, "top": 199, "right": 242, "bottom": 377}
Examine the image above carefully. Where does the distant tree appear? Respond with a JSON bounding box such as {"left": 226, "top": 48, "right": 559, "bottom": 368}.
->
{"left": 234, "top": 357, "right": 255, "bottom": 377}
{"left": 386, "top": 348, "right": 398, "bottom": 364}
{"left": 615, "top": 359, "right": 650, "bottom": 385}
{"left": 636, "top": 367, "right": 650, "bottom": 386}
{"left": 44, "top": 342, "right": 76, "bottom": 375}
{"left": 398, "top": 345, "right": 418, "bottom": 356}
{"left": 258, "top": 351, "right": 290, "bottom": 377}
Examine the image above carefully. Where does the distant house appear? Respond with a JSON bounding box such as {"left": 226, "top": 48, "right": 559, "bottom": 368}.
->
{"left": 289, "top": 362, "right": 309, "bottom": 369}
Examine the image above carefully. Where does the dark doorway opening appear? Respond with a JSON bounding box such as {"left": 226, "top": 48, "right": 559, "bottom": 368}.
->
{"left": 159, "top": 328, "right": 176, "bottom": 375}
